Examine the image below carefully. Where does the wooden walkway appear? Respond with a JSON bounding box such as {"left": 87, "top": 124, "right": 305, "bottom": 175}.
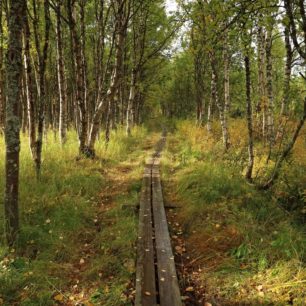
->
{"left": 135, "top": 135, "right": 182, "bottom": 306}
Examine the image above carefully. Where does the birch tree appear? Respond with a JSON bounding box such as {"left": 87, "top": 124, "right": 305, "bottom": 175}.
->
{"left": 23, "top": 8, "right": 36, "bottom": 159}
{"left": 4, "top": 0, "right": 25, "bottom": 245}
{"left": 67, "top": 0, "right": 88, "bottom": 155}
{"left": 55, "top": 0, "right": 68, "bottom": 144}
{"left": 31, "top": 0, "right": 51, "bottom": 176}
{"left": 87, "top": 0, "right": 130, "bottom": 156}
{"left": 0, "top": 0, "right": 4, "bottom": 133}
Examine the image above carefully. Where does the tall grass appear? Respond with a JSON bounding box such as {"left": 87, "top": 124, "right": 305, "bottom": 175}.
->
{"left": 0, "top": 126, "right": 148, "bottom": 305}
{"left": 162, "top": 119, "right": 306, "bottom": 305}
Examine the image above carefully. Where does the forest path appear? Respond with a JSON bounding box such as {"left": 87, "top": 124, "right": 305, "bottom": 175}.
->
{"left": 135, "top": 132, "right": 182, "bottom": 306}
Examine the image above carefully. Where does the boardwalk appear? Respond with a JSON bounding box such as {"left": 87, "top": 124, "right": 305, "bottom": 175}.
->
{"left": 135, "top": 135, "right": 182, "bottom": 306}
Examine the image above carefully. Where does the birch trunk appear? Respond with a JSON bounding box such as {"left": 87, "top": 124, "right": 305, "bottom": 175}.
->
{"left": 0, "top": 0, "right": 4, "bottom": 133}
{"left": 265, "top": 29, "right": 274, "bottom": 149}
{"left": 245, "top": 55, "right": 254, "bottom": 182}
{"left": 210, "top": 52, "right": 230, "bottom": 150}
{"left": 23, "top": 11, "right": 37, "bottom": 159}
{"left": 80, "top": 0, "right": 88, "bottom": 126}
{"left": 87, "top": 1, "right": 127, "bottom": 155}
{"left": 68, "top": 0, "right": 88, "bottom": 155}
{"left": 275, "top": 26, "right": 293, "bottom": 141}
{"left": 105, "top": 98, "right": 112, "bottom": 144}
{"left": 4, "top": 0, "right": 25, "bottom": 245}
{"left": 280, "top": 26, "right": 292, "bottom": 116}
{"left": 34, "top": 0, "right": 50, "bottom": 176}
{"left": 256, "top": 27, "right": 266, "bottom": 115}
{"left": 256, "top": 27, "right": 267, "bottom": 137}
{"left": 56, "top": 1, "right": 67, "bottom": 145}
{"left": 126, "top": 69, "right": 136, "bottom": 136}
{"left": 207, "top": 78, "right": 213, "bottom": 133}
{"left": 262, "top": 98, "right": 306, "bottom": 189}
{"left": 284, "top": 0, "right": 306, "bottom": 60}
{"left": 21, "top": 75, "right": 27, "bottom": 133}
{"left": 194, "top": 54, "right": 204, "bottom": 125}
{"left": 223, "top": 37, "right": 230, "bottom": 142}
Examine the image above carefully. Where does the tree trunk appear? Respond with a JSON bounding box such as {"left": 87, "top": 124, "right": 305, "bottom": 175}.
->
{"left": 245, "top": 55, "right": 254, "bottom": 182}
{"left": 21, "top": 76, "right": 27, "bottom": 133}
{"left": 0, "top": 0, "right": 4, "bottom": 133}
{"left": 87, "top": 0, "right": 127, "bottom": 155}
{"left": 210, "top": 52, "right": 230, "bottom": 150}
{"left": 262, "top": 98, "right": 306, "bottom": 189}
{"left": 265, "top": 28, "right": 274, "bottom": 156}
{"left": 126, "top": 69, "right": 136, "bottom": 136}
{"left": 223, "top": 37, "right": 230, "bottom": 140}
{"left": 194, "top": 54, "right": 204, "bottom": 125}
{"left": 256, "top": 26, "right": 266, "bottom": 120}
{"left": 67, "top": 0, "right": 88, "bottom": 155}
{"left": 34, "top": 0, "right": 51, "bottom": 176}
{"left": 275, "top": 25, "right": 293, "bottom": 141}
{"left": 105, "top": 98, "right": 112, "bottom": 144}
{"left": 80, "top": 0, "right": 89, "bottom": 127}
{"left": 4, "top": 0, "right": 25, "bottom": 246}
{"left": 280, "top": 26, "right": 292, "bottom": 116}
{"left": 56, "top": 1, "right": 68, "bottom": 145}
{"left": 23, "top": 10, "right": 37, "bottom": 159}
{"left": 284, "top": 0, "right": 306, "bottom": 60}
{"left": 207, "top": 76, "right": 213, "bottom": 133}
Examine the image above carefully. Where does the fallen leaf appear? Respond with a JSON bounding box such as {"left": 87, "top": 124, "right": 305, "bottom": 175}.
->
{"left": 175, "top": 246, "right": 183, "bottom": 254}
{"left": 185, "top": 286, "right": 194, "bottom": 292}
{"left": 54, "top": 294, "right": 64, "bottom": 301}
{"left": 256, "top": 285, "right": 263, "bottom": 292}
{"left": 79, "top": 258, "right": 85, "bottom": 265}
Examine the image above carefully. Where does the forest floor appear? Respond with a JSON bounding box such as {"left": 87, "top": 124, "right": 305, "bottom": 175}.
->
{"left": 0, "top": 119, "right": 305, "bottom": 305}
{"left": 162, "top": 120, "right": 306, "bottom": 305}
{"left": 0, "top": 127, "right": 159, "bottom": 305}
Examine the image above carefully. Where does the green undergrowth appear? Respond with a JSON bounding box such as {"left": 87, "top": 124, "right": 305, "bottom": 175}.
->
{"left": 162, "top": 120, "right": 306, "bottom": 305}
{"left": 0, "top": 126, "right": 149, "bottom": 305}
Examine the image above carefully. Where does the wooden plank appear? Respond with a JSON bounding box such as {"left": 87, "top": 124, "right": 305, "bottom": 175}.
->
{"left": 135, "top": 165, "right": 157, "bottom": 306}
{"left": 152, "top": 169, "right": 182, "bottom": 306}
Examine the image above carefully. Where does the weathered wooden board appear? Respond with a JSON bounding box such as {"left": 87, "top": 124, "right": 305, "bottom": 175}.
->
{"left": 135, "top": 168, "right": 157, "bottom": 306}
{"left": 152, "top": 170, "right": 182, "bottom": 306}
{"left": 135, "top": 135, "right": 182, "bottom": 306}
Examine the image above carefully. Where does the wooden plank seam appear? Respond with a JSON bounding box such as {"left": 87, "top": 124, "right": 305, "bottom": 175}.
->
{"left": 135, "top": 138, "right": 182, "bottom": 306}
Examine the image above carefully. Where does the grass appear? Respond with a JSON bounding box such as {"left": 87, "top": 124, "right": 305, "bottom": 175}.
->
{"left": 0, "top": 118, "right": 305, "bottom": 305}
{"left": 162, "top": 119, "right": 306, "bottom": 305}
{"left": 0, "top": 126, "right": 150, "bottom": 305}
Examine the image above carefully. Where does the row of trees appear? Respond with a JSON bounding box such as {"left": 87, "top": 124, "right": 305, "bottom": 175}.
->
{"left": 2, "top": 0, "right": 305, "bottom": 246}
{"left": 160, "top": 0, "right": 305, "bottom": 186}
{"left": 2, "top": 0, "right": 176, "bottom": 245}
